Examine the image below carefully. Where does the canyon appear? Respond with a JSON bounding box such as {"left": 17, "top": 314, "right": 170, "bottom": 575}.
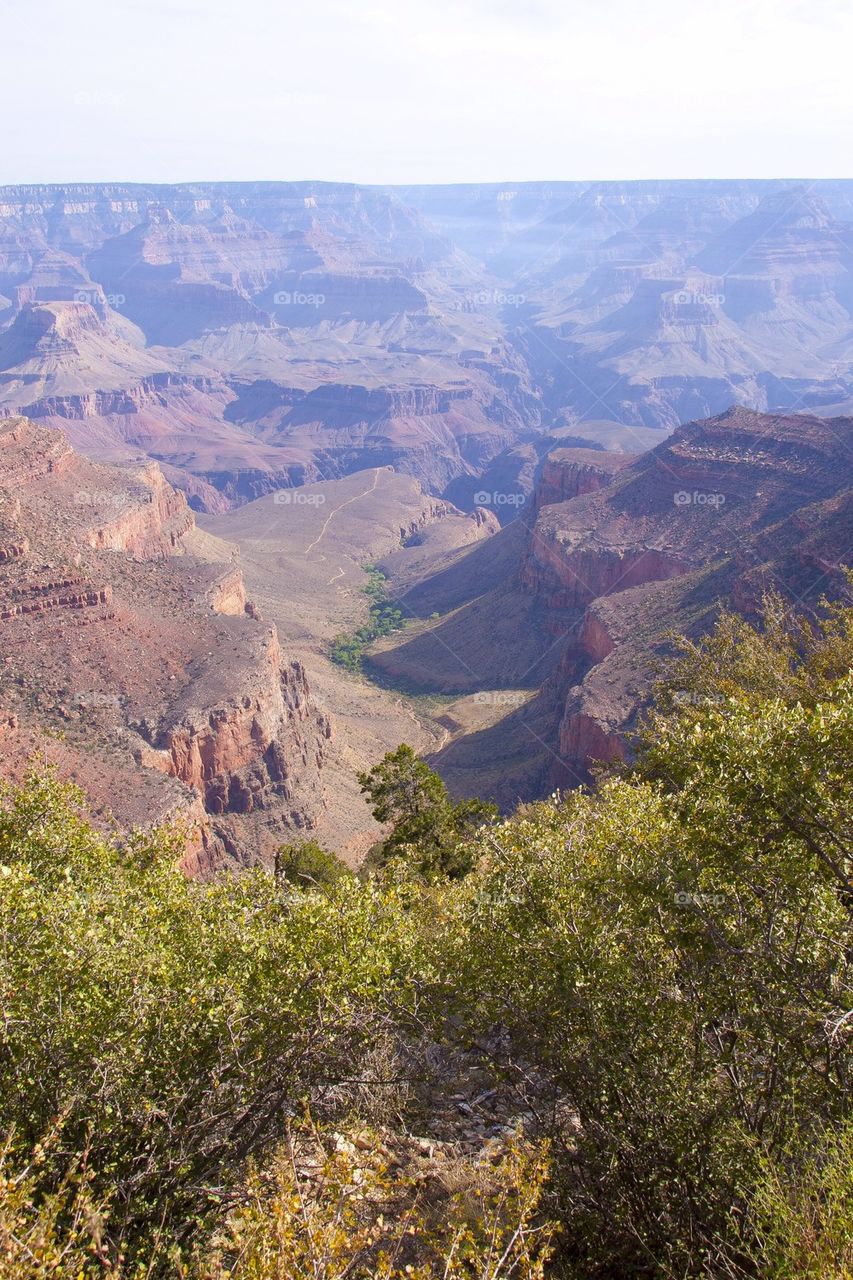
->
{"left": 366, "top": 406, "right": 852, "bottom": 806}
{"left": 0, "top": 415, "right": 335, "bottom": 872}
{"left": 0, "top": 416, "right": 504, "bottom": 867}
{"left": 2, "top": 180, "right": 853, "bottom": 521}
{"left": 0, "top": 181, "right": 851, "bottom": 863}
{"left": 3, "top": 403, "right": 838, "bottom": 854}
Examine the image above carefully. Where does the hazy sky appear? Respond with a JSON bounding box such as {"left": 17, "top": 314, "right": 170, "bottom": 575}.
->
{"left": 3, "top": 0, "right": 852, "bottom": 185}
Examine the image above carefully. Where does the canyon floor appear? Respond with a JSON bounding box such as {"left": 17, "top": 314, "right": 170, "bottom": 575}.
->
{"left": 198, "top": 468, "right": 516, "bottom": 859}
{"left": 203, "top": 403, "right": 852, "bottom": 830}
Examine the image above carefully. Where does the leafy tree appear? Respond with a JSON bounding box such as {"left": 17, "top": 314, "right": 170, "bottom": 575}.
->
{"left": 358, "top": 744, "right": 498, "bottom": 882}
{"left": 274, "top": 838, "right": 351, "bottom": 891}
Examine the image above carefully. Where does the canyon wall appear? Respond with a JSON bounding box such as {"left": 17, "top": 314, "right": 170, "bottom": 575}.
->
{"left": 534, "top": 448, "right": 635, "bottom": 509}
{"left": 0, "top": 416, "right": 336, "bottom": 872}
{"left": 508, "top": 406, "right": 853, "bottom": 787}
{"left": 137, "top": 633, "right": 331, "bottom": 823}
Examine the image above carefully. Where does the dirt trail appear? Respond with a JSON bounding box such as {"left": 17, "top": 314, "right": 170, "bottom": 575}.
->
{"left": 304, "top": 470, "right": 382, "bottom": 558}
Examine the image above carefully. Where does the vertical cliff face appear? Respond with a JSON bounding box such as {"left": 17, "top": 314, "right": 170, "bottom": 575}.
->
{"left": 556, "top": 709, "right": 629, "bottom": 781}
{"left": 534, "top": 448, "right": 636, "bottom": 510}
{"left": 520, "top": 535, "right": 690, "bottom": 613}
{"left": 205, "top": 566, "right": 254, "bottom": 616}
{"left": 84, "top": 463, "right": 195, "bottom": 558}
{"left": 575, "top": 607, "right": 616, "bottom": 665}
{"left": 137, "top": 631, "right": 332, "bottom": 824}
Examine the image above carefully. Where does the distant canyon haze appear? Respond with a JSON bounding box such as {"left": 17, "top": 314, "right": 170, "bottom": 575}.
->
{"left": 1, "top": 178, "right": 853, "bottom": 514}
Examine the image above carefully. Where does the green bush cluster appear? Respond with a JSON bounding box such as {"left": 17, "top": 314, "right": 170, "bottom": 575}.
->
{"left": 0, "top": 781, "right": 424, "bottom": 1273}
{"left": 0, "top": 591, "right": 851, "bottom": 1276}
{"left": 329, "top": 566, "right": 407, "bottom": 672}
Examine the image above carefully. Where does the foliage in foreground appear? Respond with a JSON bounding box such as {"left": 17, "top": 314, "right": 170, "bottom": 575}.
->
{"left": 0, "top": 1131, "right": 115, "bottom": 1278}
{"left": 747, "top": 1116, "right": 853, "bottom": 1280}
{"left": 0, "top": 590, "right": 851, "bottom": 1276}
{"left": 435, "top": 590, "right": 853, "bottom": 1276}
{"left": 201, "top": 1126, "right": 555, "bottom": 1279}
{"left": 0, "top": 777, "right": 424, "bottom": 1272}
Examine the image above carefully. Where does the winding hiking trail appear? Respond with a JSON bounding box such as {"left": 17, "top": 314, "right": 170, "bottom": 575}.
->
{"left": 304, "top": 469, "right": 382, "bottom": 558}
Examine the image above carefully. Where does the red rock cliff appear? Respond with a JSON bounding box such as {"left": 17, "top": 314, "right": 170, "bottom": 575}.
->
{"left": 137, "top": 629, "right": 332, "bottom": 822}
{"left": 535, "top": 448, "right": 635, "bottom": 509}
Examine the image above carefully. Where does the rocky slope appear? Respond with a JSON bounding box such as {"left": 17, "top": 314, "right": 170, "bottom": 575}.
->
{"left": 0, "top": 416, "right": 333, "bottom": 872}
{"left": 519, "top": 406, "right": 852, "bottom": 787}
{"left": 367, "top": 407, "right": 852, "bottom": 805}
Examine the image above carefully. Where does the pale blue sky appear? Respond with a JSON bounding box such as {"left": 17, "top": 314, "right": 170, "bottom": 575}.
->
{"left": 3, "top": 0, "right": 852, "bottom": 184}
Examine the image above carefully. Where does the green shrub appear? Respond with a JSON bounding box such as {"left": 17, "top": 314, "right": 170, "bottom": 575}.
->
{"left": 1, "top": 592, "right": 851, "bottom": 1276}
{"left": 274, "top": 838, "right": 351, "bottom": 890}
{"left": 0, "top": 773, "right": 424, "bottom": 1270}
{"left": 432, "top": 595, "right": 853, "bottom": 1275}
{"left": 359, "top": 744, "right": 498, "bottom": 882}
{"left": 747, "top": 1117, "right": 853, "bottom": 1279}
{"left": 330, "top": 566, "right": 408, "bottom": 673}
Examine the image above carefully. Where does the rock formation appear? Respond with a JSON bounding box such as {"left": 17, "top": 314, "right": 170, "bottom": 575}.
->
{"left": 0, "top": 416, "right": 333, "bottom": 872}
{"left": 523, "top": 406, "right": 853, "bottom": 784}
{"left": 4, "top": 180, "right": 853, "bottom": 514}
{"left": 372, "top": 407, "right": 851, "bottom": 804}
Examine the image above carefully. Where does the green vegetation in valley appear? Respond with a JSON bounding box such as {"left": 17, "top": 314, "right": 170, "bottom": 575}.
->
{"left": 329, "top": 566, "right": 407, "bottom": 673}
{"left": 0, "top": 587, "right": 851, "bottom": 1276}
